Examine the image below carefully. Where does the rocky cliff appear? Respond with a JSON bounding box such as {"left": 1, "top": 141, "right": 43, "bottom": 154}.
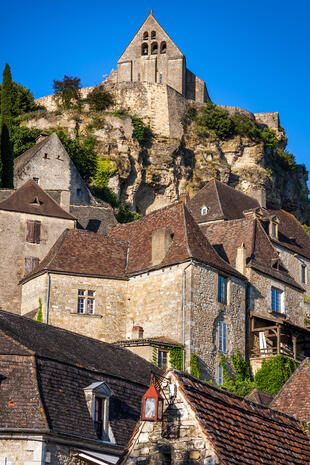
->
{"left": 29, "top": 83, "right": 309, "bottom": 223}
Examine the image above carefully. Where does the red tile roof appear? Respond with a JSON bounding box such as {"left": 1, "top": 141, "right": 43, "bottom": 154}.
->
{"left": 245, "top": 388, "right": 274, "bottom": 407}
{"left": 0, "top": 179, "right": 74, "bottom": 220}
{"left": 109, "top": 202, "right": 244, "bottom": 279}
{"left": 270, "top": 358, "right": 310, "bottom": 423}
{"left": 175, "top": 371, "right": 310, "bottom": 465}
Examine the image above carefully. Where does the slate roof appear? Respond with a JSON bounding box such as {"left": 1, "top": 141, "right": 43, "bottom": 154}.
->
{"left": 0, "top": 310, "right": 161, "bottom": 445}
{"left": 0, "top": 179, "right": 74, "bottom": 220}
{"left": 70, "top": 204, "right": 118, "bottom": 235}
{"left": 204, "top": 217, "right": 303, "bottom": 290}
{"left": 245, "top": 388, "right": 274, "bottom": 407}
{"left": 270, "top": 357, "right": 310, "bottom": 423}
{"left": 109, "top": 202, "right": 244, "bottom": 279}
{"left": 21, "top": 229, "right": 127, "bottom": 282}
{"left": 187, "top": 179, "right": 260, "bottom": 224}
{"left": 174, "top": 371, "right": 310, "bottom": 465}
{"left": 267, "top": 208, "right": 310, "bottom": 261}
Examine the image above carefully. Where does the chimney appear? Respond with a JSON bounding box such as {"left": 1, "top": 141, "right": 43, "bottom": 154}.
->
{"left": 236, "top": 243, "right": 246, "bottom": 274}
{"left": 35, "top": 132, "right": 49, "bottom": 144}
{"left": 179, "top": 192, "right": 189, "bottom": 204}
{"left": 132, "top": 326, "right": 144, "bottom": 339}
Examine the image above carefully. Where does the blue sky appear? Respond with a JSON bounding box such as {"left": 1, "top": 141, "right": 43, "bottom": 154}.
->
{"left": 1, "top": 0, "right": 310, "bottom": 170}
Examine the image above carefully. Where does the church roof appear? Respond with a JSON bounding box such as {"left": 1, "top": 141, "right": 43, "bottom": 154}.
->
{"left": 204, "top": 217, "right": 303, "bottom": 290}
{"left": 270, "top": 357, "right": 310, "bottom": 423}
{"left": 187, "top": 179, "right": 260, "bottom": 223}
{"left": 0, "top": 179, "right": 74, "bottom": 220}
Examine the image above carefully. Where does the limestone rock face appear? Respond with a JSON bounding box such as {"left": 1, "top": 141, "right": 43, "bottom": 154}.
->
{"left": 28, "top": 92, "right": 309, "bottom": 222}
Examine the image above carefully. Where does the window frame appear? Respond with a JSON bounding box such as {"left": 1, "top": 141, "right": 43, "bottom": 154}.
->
{"left": 26, "top": 220, "right": 41, "bottom": 244}
{"left": 271, "top": 286, "right": 282, "bottom": 313}
{"left": 218, "top": 321, "right": 227, "bottom": 353}
{"left": 158, "top": 350, "right": 168, "bottom": 369}
{"left": 218, "top": 362, "right": 223, "bottom": 385}
{"left": 77, "top": 289, "right": 95, "bottom": 314}
{"left": 218, "top": 275, "right": 227, "bottom": 304}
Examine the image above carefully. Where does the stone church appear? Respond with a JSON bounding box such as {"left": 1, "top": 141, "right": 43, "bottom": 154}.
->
{"left": 107, "top": 11, "right": 209, "bottom": 104}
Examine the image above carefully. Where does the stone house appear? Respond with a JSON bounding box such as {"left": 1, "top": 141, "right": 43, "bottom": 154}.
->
{"left": 118, "top": 370, "right": 310, "bottom": 465}
{"left": 0, "top": 309, "right": 161, "bottom": 465}
{"left": 0, "top": 179, "right": 75, "bottom": 313}
{"left": 108, "top": 11, "right": 209, "bottom": 104}
{"left": 20, "top": 201, "right": 247, "bottom": 384}
{"left": 188, "top": 179, "right": 310, "bottom": 371}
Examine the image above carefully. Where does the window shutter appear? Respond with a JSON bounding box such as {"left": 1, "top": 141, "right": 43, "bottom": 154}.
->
{"left": 26, "top": 221, "right": 35, "bottom": 242}
{"left": 34, "top": 221, "right": 41, "bottom": 244}
{"left": 223, "top": 323, "right": 227, "bottom": 353}
{"left": 218, "top": 321, "right": 223, "bottom": 351}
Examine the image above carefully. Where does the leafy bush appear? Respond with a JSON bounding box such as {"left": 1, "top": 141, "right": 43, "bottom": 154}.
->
{"left": 198, "top": 103, "right": 234, "bottom": 139}
{"left": 87, "top": 85, "right": 114, "bottom": 111}
{"left": 231, "top": 114, "right": 261, "bottom": 141}
{"left": 0, "top": 80, "right": 40, "bottom": 117}
{"left": 261, "top": 127, "right": 278, "bottom": 148}
{"left": 112, "top": 109, "right": 128, "bottom": 118}
{"left": 254, "top": 355, "right": 297, "bottom": 394}
{"left": 11, "top": 126, "right": 41, "bottom": 157}
{"left": 53, "top": 75, "right": 81, "bottom": 110}
{"left": 220, "top": 351, "right": 254, "bottom": 397}
{"left": 169, "top": 345, "right": 184, "bottom": 370}
{"left": 275, "top": 148, "right": 296, "bottom": 171}
{"left": 190, "top": 353, "right": 200, "bottom": 379}
{"left": 55, "top": 129, "right": 97, "bottom": 182}
{"left": 116, "top": 204, "right": 141, "bottom": 223}
{"left": 94, "top": 158, "right": 117, "bottom": 189}
{"left": 132, "top": 116, "right": 153, "bottom": 146}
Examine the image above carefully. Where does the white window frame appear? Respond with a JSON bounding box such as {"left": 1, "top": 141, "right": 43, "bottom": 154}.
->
{"left": 218, "top": 362, "right": 223, "bottom": 385}
{"left": 218, "top": 321, "right": 227, "bottom": 353}
{"left": 84, "top": 382, "right": 113, "bottom": 442}
{"left": 77, "top": 289, "right": 95, "bottom": 314}
{"left": 201, "top": 205, "right": 208, "bottom": 216}
{"left": 271, "top": 286, "right": 283, "bottom": 313}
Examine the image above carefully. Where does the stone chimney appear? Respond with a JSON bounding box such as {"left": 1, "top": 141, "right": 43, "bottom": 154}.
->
{"left": 35, "top": 132, "right": 49, "bottom": 144}
{"left": 236, "top": 243, "right": 246, "bottom": 274}
{"left": 132, "top": 326, "right": 144, "bottom": 339}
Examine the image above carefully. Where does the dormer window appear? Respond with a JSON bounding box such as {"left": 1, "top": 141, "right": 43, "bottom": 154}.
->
{"left": 201, "top": 205, "right": 208, "bottom": 216}
{"left": 268, "top": 217, "right": 279, "bottom": 239}
{"left": 84, "top": 382, "right": 112, "bottom": 442}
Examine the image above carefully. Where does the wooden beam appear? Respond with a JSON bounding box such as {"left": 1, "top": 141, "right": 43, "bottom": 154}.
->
{"left": 292, "top": 335, "right": 297, "bottom": 361}
{"left": 277, "top": 326, "right": 281, "bottom": 354}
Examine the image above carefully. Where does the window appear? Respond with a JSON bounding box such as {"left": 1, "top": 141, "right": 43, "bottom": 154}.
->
{"left": 25, "top": 257, "right": 40, "bottom": 275}
{"left": 141, "top": 43, "right": 148, "bottom": 55}
{"left": 218, "top": 362, "right": 223, "bottom": 385}
{"left": 158, "top": 350, "right": 168, "bottom": 369}
{"left": 218, "top": 275, "right": 227, "bottom": 304}
{"left": 218, "top": 321, "right": 227, "bottom": 353}
{"left": 84, "top": 382, "right": 111, "bottom": 442}
{"left": 43, "top": 153, "right": 48, "bottom": 159}
{"left": 201, "top": 205, "right": 208, "bottom": 215}
{"left": 33, "top": 177, "right": 39, "bottom": 184}
{"left": 160, "top": 41, "right": 167, "bottom": 54}
{"left": 301, "top": 264, "right": 307, "bottom": 284}
{"left": 143, "top": 31, "right": 148, "bottom": 40}
{"left": 159, "top": 72, "right": 162, "bottom": 84}
{"left": 94, "top": 397, "right": 104, "bottom": 439}
{"left": 77, "top": 289, "right": 95, "bottom": 314}
{"left": 271, "top": 287, "right": 282, "bottom": 313}
{"left": 151, "top": 42, "right": 158, "bottom": 54}
{"left": 77, "top": 188, "right": 81, "bottom": 197}
{"left": 138, "top": 73, "right": 141, "bottom": 82}
{"left": 151, "top": 30, "right": 156, "bottom": 40}
{"left": 26, "top": 220, "right": 41, "bottom": 244}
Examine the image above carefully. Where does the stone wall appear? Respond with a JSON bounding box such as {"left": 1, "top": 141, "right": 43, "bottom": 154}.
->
{"left": 0, "top": 211, "right": 74, "bottom": 314}
{"left": 21, "top": 273, "right": 128, "bottom": 342}
{"left": 190, "top": 263, "right": 247, "bottom": 381}
{"left": 121, "top": 375, "right": 219, "bottom": 465}
{"left": 248, "top": 268, "right": 304, "bottom": 326}
{"left": 0, "top": 437, "right": 43, "bottom": 465}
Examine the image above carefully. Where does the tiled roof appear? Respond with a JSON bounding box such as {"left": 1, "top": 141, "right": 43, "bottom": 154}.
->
{"left": 268, "top": 209, "right": 310, "bottom": 261}
{"left": 70, "top": 204, "right": 117, "bottom": 235}
{"left": 204, "top": 218, "right": 303, "bottom": 290}
{"left": 245, "top": 388, "right": 274, "bottom": 407}
{"left": 109, "top": 202, "right": 244, "bottom": 279}
{"left": 0, "top": 179, "right": 74, "bottom": 220}
{"left": 187, "top": 179, "right": 260, "bottom": 223}
{"left": 175, "top": 371, "right": 310, "bottom": 465}
{"left": 22, "top": 229, "right": 127, "bottom": 281}
{"left": 0, "top": 310, "right": 162, "bottom": 445}
{"left": 270, "top": 358, "right": 310, "bottom": 423}
{"left": 115, "top": 336, "right": 180, "bottom": 347}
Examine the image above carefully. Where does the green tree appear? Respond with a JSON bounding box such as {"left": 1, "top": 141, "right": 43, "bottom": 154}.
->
{"left": 55, "top": 129, "right": 97, "bottom": 182}
{"left": 11, "top": 126, "right": 41, "bottom": 157}
{"left": 254, "top": 354, "right": 297, "bottom": 395}
{"left": 94, "top": 157, "right": 117, "bottom": 189}
{"left": 87, "top": 85, "right": 114, "bottom": 111}
{"left": 220, "top": 351, "right": 255, "bottom": 397}
{"left": 0, "top": 64, "right": 14, "bottom": 187}
{"left": 190, "top": 353, "right": 200, "bottom": 379}
{"left": 199, "top": 103, "right": 234, "bottom": 139}
{"left": 53, "top": 75, "right": 81, "bottom": 110}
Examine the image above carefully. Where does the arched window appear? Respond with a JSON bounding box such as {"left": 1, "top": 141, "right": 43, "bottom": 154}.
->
{"left": 141, "top": 43, "right": 148, "bottom": 56}
{"left": 151, "top": 31, "right": 156, "bottom": 40}
{"left": 160, "top": 41, "right": 167, "bottom": 54}
{"left": 151, "top": 42, "right": 158, "bottom": 54}
{"left": 143, "top": 31, "right": 148, "bottom": 40}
